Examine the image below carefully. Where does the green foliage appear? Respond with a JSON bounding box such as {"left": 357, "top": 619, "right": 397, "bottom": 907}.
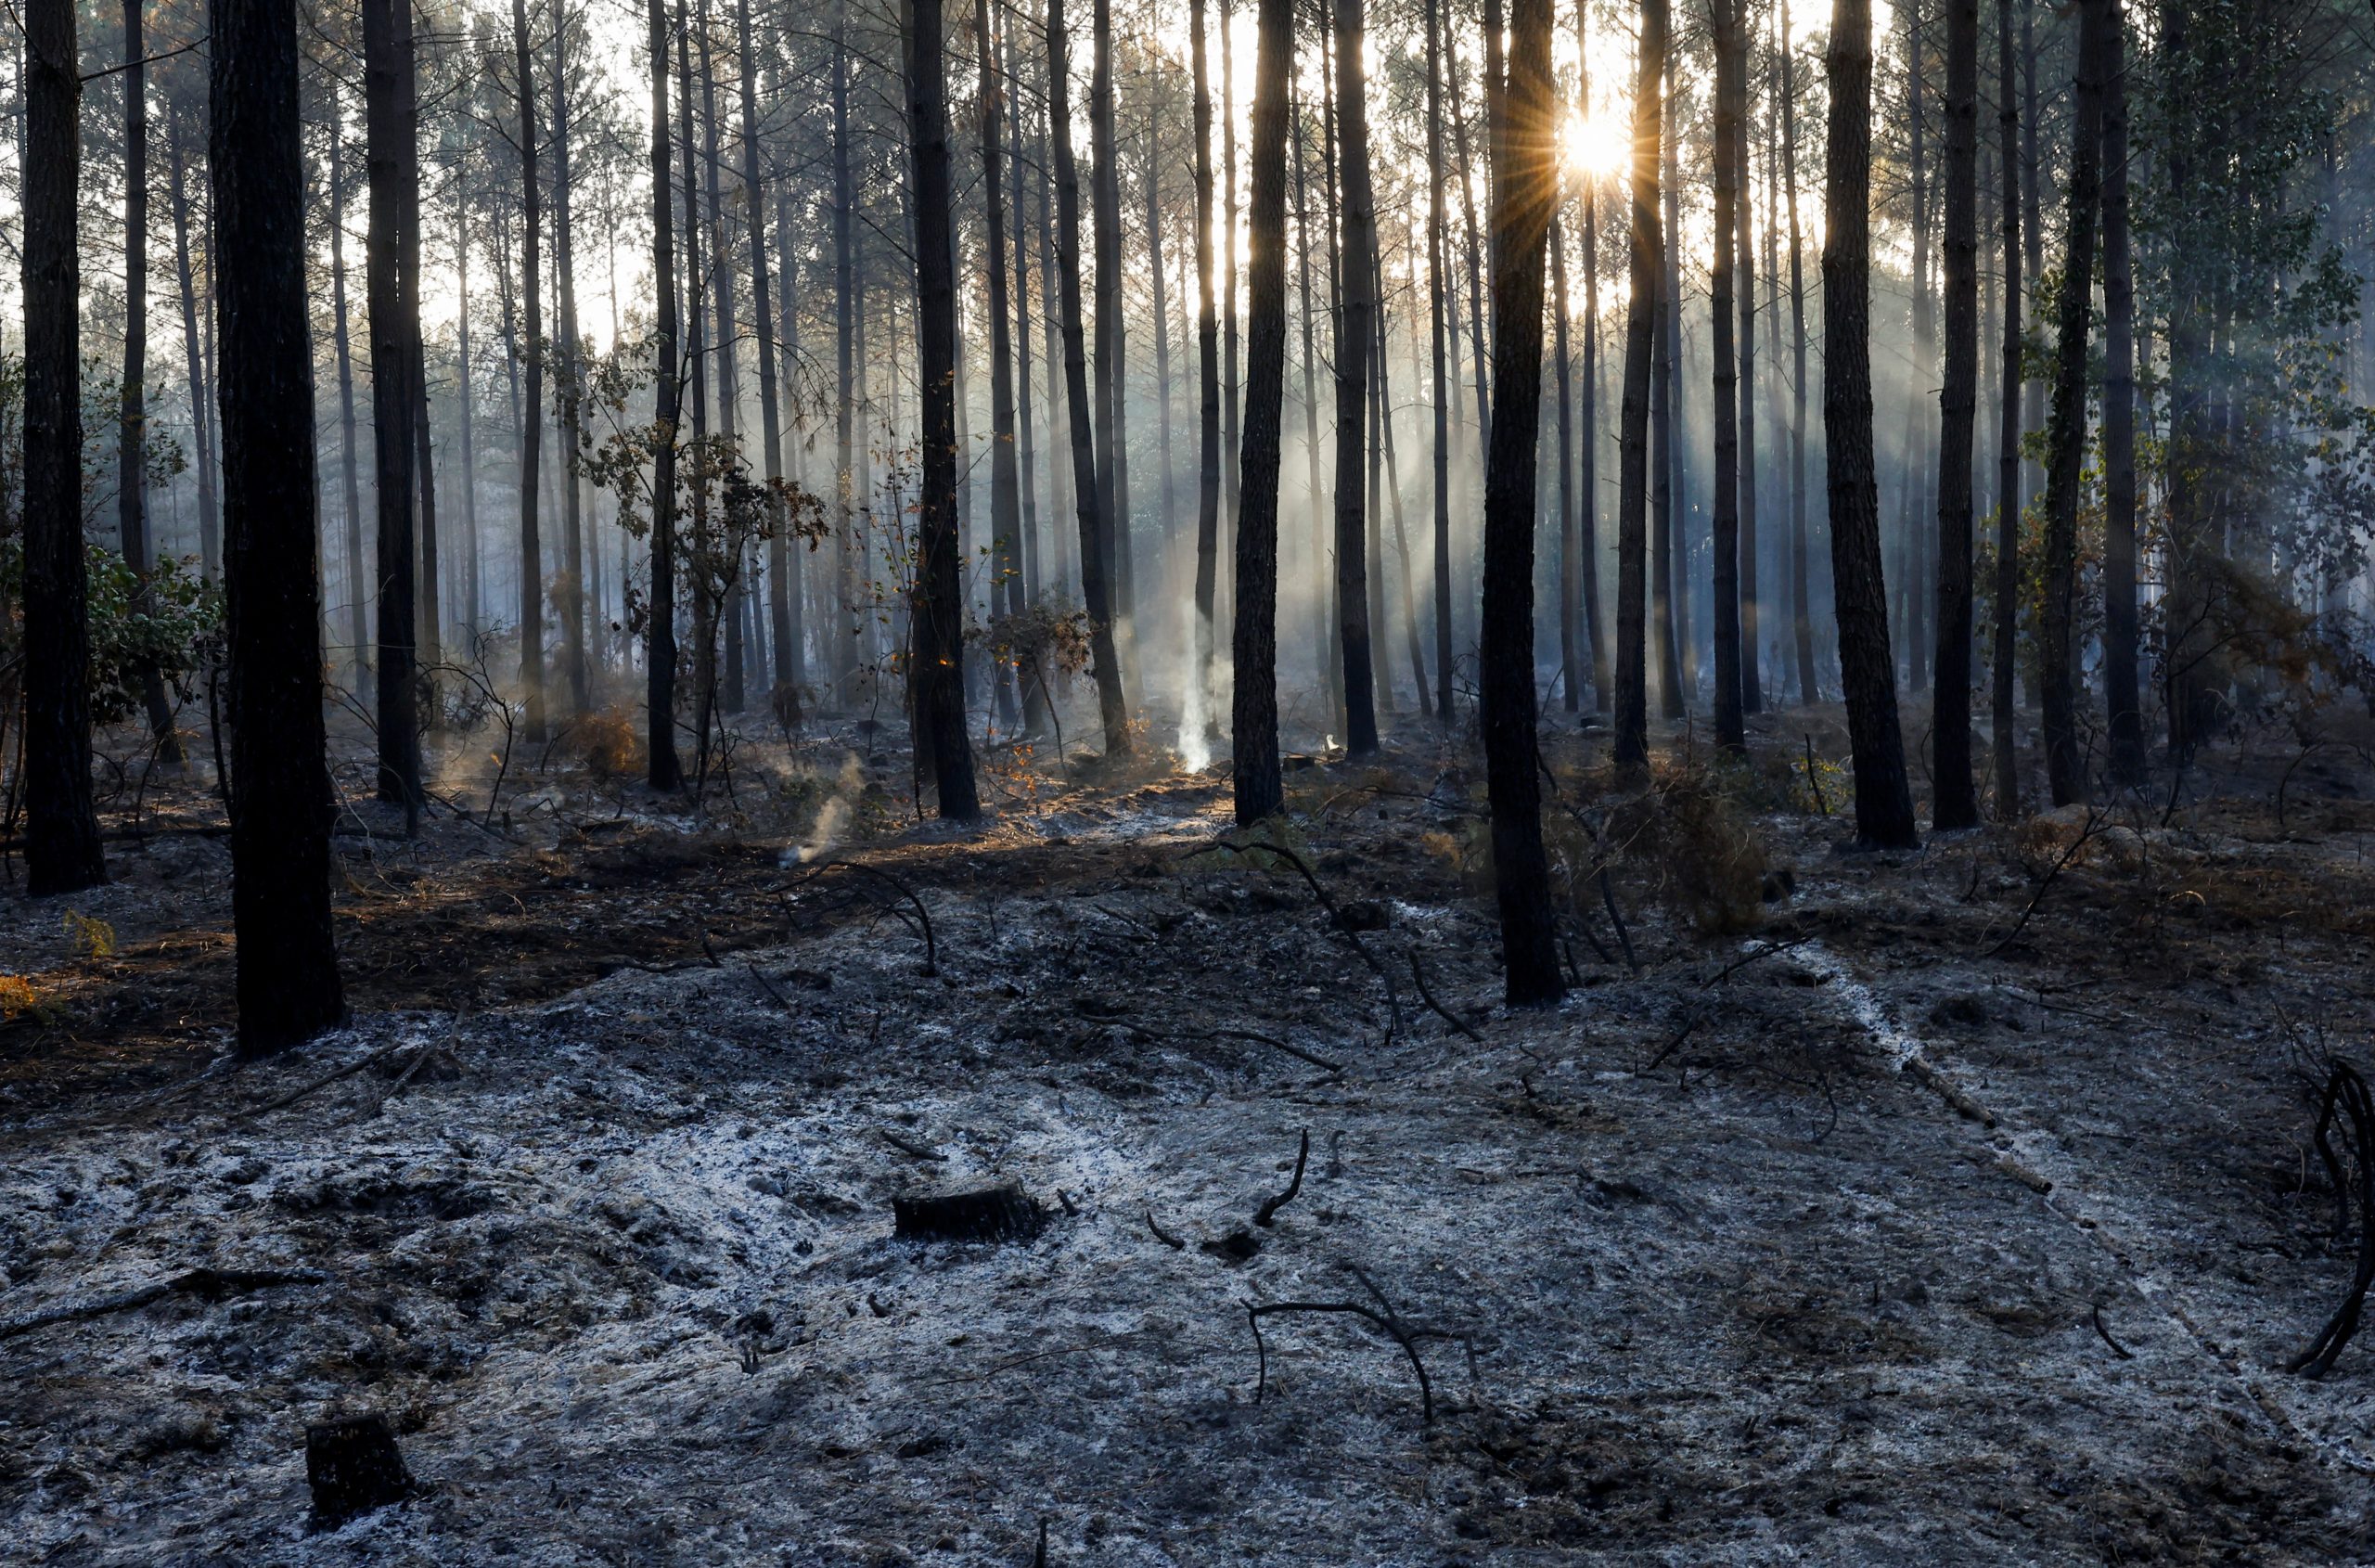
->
{"left": 0, "top": 539, "right": 221, "bottom": 724}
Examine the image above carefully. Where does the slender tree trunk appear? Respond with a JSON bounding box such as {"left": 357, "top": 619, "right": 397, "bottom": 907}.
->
{"left": 907, "top": 0, "right": 981, "bottom": 817}
{"left": 1047, "top": 0, "right": 1130, "bottom": 755}
{"left": 976, "top": 0, "right": 1023, "bottom": 695}
{"left": 1613, "top": 0, "right": 1665, "bottom": 773}
{"left": 119, "top": 0, "right": 177, "bottom": 761}
{"left": 553, "top": 0, "right": 589, "bottom": 713}
{"left": 1449, "top": 75, "right": 1493, "bottom": 458}
{"left": 1332, "top": 0, "right": 1379, "bottom": 753}
{"left": 512, "top": 0, "right": 546, "bottom": 742}
{"left": 1089, "top": 0, "right": 1129, "bottom": 636}
{"left": 1710, "top": 0, "right": 1745, "bottom": 752}
{"left": 1191, "top": 0, "right": 1223, "bottom": 747}
{"left": 1425, "top": 0, "right": 1453, "bottom": 722}
{"left": 1783, "top": 0, "right": 1817, "bottom": 704}
{"left": 696, "top": 0, "right": 742, "bottom": 722}
{"left": 1582, "top": 180, "right": 1608, "bottom": 712}
{"left": 2038, "top": 0, "right": 2112, "bottom": 807}
{"left": 1230, "top": 0, "right": 1292, "bottom": 823}
{"left": 166, "top": 109, "right": 221, "bottom": 587}
{"left": 21, "top": 0, "right": 107, "bottom": 893}
{"left": 646, "top": 0, "right": 684, "bottom": 790}
{"left": 364, "top": 0, "right": 423, "bottom": 815}
{"left": 1293, "top": 93, "right": 1332, "bottom": 722}
{"left": 1480, "top": 0, "right": 1561, "bottom": 1005}
{"left": 1932, "top": 0, "right": 1982, "bottom": 828}
{"left": 1650, "top": 153, "right": 1681, "bottom": 718}
{"left": 1002, "top": 22, "right": 1042, "bottom": 623}
{"left": 211, "top": 0, "right": 345, "bottom": 1048}
{"left": 1822, "top": 0, "right": 1920, "bottom": 847}
{"left": 1554, "top": 217, "right": 1579, "bottom": 715}
{"left": 330, "top": 122, "right": 369, "bottom": 690}
{"left": 832, "top": 29, "right": 859, "bottom": 704}
{"left": 457, "top": 203, "right": 481, "bottom": 639}
{"left": 1146, "top": 124, "right": 1177, "bottom": 632}
{"left": 1903, "top": 1, "right": 1932, "bottom": 692}
{"left": 1221, "top": 0, "right": 1241, "bottom": 569}
{"left": 1993, "top": 0, "right": 2022, "bottom": 810}
{"left": 1736, "top": 34, "right": 1762, "bottom": 714}
{"left": 2099, "top": 0, "right": 2142, "bottom": 786}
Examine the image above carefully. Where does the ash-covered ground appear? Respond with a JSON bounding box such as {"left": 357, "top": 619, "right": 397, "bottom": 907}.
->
{"left": 5, "top": 705, "right": 2375, "bottom": 1565}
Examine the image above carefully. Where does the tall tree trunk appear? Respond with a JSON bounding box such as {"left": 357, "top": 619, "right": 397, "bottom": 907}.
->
{"left": 456, "top": 202, "right": 481, "bottom": 638}
{"left": 513, "top": 0, "right": 546, "bottom": 743}
{"left": 21, "top": 0, "right": 106, "bottom": 893}
{"left": 1448, "top": 75, "right": 1493, "bottom": 458}
{"left": 1146, "top": 123, "right": 1178, "bottom": 634}
{"left": 1047, "top": 0, "right": 1131, "bottom": 755}
{"left": 1553, "top": 217, "right": 1579, "bottom": 715}
{"left": 1660, "top": 116, "right": 1690, "bottom": 706}
{"left": 211, "top": 0, "right": 345, "bottom": 1049}
{"left": 1002, "top": 21, "right": 1043, "bottom": 622}
{"left": 553, "top": 0, "right": 590, "bottom": 712}
{"left": 1783, "top": 0, "right": 1817, "bottom": 704}
{"left": 976, "top": 0, "right": 1023, "bottom": 696}
{"left": 2099, "top": 0, "right": 2142, "bottom": 787}
{"left": 1736, "top": 31, "right": 1762, "bottom": 715}
{"left": 1903, "top": 1, "right": 1932, "bottom": 692}
{"left": 1089, "top": 0, "right": 1129, "bottom": 637}
{"left": 1480, "top": 0, "right": 1561, "bottom": 1005}
{"left": 364, "top": 0, "right": 423, "bottom": 815}
{"left": 1425, "top": 0, "right": 1453, "bottom": 722}
{"left": 1332, "top": 0, "right": 1379, "bottom": 754}
{"left": 1221, "top": 0, "right": 1241, "bottom": 571}
{"left": 1710, "top": 0, "right": 1745, "bottom": 752}
{"left": 646, "top": 0, "right": 684, "bottom": 790}
{"left": 831, "top": 28, "right": 859, "bottom": 704}
{"left": 2020, "top": 0, "right": 2042, "bottom": 503}
{"left": 697, "top": 0, "right": 742, "bottom": 722}
{"left": 166, "top": 108, "right": 221, "bottom": 586}
{"left": 1613, "top": 0, "right": 1665, "bottom": 772}
{"left": 1993, "top": 0, "right": 2022, "bottom": 811}
{"left": 907, "top": 0, "right": 981, "bottom": 818}
{"left": 1650, "top": 125, "right": 1681, "bottom": 720}
{"left": 330, "top": 122, "right": 369, "bottom": 690}
{"left": 1191, "top": 0, "right": 1223, "bottom": 748}
{"left": 1932, "top": 0, "right": 1982, "bottom": 829}
{"left": 1582, "top": 181, "right": 1608, "bottom": 712}
{"left": 1230, "top": 0, "right": 1292, "bottom": 823}
{"left": 1822, "top": 0, "right": 1920, "bottom": 847}
{"left": 2038, "top": 0, "right": 2111, "bottom": 807}
{"left": 1293, "top": 92, "right": 1332, "bottom": 723}
{"left": 121, "top": 0, "right": 179, "bottom": 760}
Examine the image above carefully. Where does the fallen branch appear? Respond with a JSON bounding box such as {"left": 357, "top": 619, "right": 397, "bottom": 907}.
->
{"left": 1253, "top": 1128, "right": 1311, "bottom": 1227}
{"left": 2091, "top": 1303, "right": 2136, "bottom": 1361}
{"left": 229, "top": 1043, "right": 400, "bottom": 1125}
{"left": 1146, "top": 1210, "right": 1186, "bottom": 1251}
{"left": 746, "top": 961, "right": 797, "bottom": 1011}
{"left": 1211, "top": 1027, "right": 1345, "bottom": 1075}
{"left": 2293, "top": 1060, "right": 2375, "bottom": 1379}
{"left": 1701, "top": 935, "right": 1813, "bottom": 988}
{"left": 1407, "top": 952, "right": 1484, "bottom": 1043}
{"left": 799, "top": 860, "right": 939, "bottom": 973}
{"left": 878, "top": 1127, "right": 949, "bottom": 1163}
{"left": 1244, "top": 1266, "right": 1451, "bottom": 1426}
{"left": 1, "top": 1266, "right": 331, "bottom": 1343}
{"left": 1183, "top": 839, "right": 1403, "bottom": 1036}
{"left": 1598, "top": 868, "right": 1641, "bottom": 972}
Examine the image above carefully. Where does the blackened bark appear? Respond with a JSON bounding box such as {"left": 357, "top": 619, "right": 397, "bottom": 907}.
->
{"left": 211, "top": 0, "right": 345, "bottom": 1049}
{"left": 121, "top": 0, "right": 178, "bottom": 761}
{"left": 1932, "top": 0, "right": 1982, "bottom": 829}
{"left": 1992, "top": 0, "right": 2022, "bottom": 813}
{"left": 1088, "top": 0, "right": 1128, "bottom": 631}
{"left": 363, "top": 0, "right": 422, "bottom": 815}
{"left": 2038, "top": 0, "right": 2111, "bottom": 807}
{"left": 647, "top": 0, "right": 684, "bottom": 790}
{"left": 907, "top": 0, "right": 981, "bottom": 819}
{"left": 1332, "top": 0, "right": 1378, "bottom": 755}
{"left": 513, "top": 0, "right": 546, "bottom": 743}
{"left": 747, "top": 19, "right": 794, "bottom": 700}
{"left": 2099, "top": 1, "right": 2142, "bottom": 787}
{"left": 976, "top": 0, "right": 1022, "bottom": 647}
{"left": 165, "top": 109, "right": 221, "bottom": 587}
{"left": 1230, "top": 0, "right": 1292, "bottom": 824}
{"left": 1736, "top": 32, "right": 1762, "bottom": 715}
{"left": 1710, "top": 0, "right": 1745, "bottom": 753}
{"left": 1425, "top": 0, "right": 1453, "bottom": 722}
{"left": 1582, "top": 181, "right": 1608, "bottom": 712}
{"left": 1613, "top": 0, "right": 1664, "bottom": 773}
{"left": 1191, "top": 0, "right": 1223, "bottom": 743}
{"left": 1822, "top": 0, "right": 1920, "bottom": 848}
{"left": 554, "top": 0, "right": 589, "bottom": 712}
{"left": 832, "top": 30, "right": 858, "bottom": 702}
{"left": 1478, "top": 0, "right": 1561, "bottom": 1006}
{"left": 1782, "top": 0, "right": 1817, "bottom": 704}
{"left": 1553, "top": 219, "right": 1579, "bottom": 714}
{"left": 21, "top": 0, "right": 106, "bottom": 894}
{"left": 1046, "top": 0, "right": 1131, "bottom": 755}
{"left": 329, "top": 124, "right": 369, "bottom": 689}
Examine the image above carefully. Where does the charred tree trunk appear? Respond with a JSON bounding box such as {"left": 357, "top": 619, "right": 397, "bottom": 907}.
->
{"left": 907, "top": 0, "right": 982, "bottom": 817}
{"left": 21, "top": 0, "right": 107, "bottom": 893}
{"left": 1783, "top": 0, "right": 1817, "bottom": 704}
{"left": 1425, "top": 0, "right": 1453, "bottom": 722}
{"left": 1553, "top": 218, "right": 1579, "bottom": 715}
{"left": 1932, "top": 0, "right": 1982, "bottom": 829}
{"left": 1736, "top": 31, "right": 1762, "bottom": 715}
{"left": 2038, "top": 0, "right": 2112, "bottom": 807}
{"left": 1710, "top": 0, "right": 1746, "bottom": 753}
{"left": 977, "top": 0, "right": 1023, "bottom": 683}
{"left": 1822, "top": 0, "right": 1920, "bottom": 848}
{"left": 166, "top": 108, "right": 222, "bottom": 587}
{"left": 211, "top": 0, "right": 345, "bottom": 1050}
{"left": 121, "top": 0, "right": 179, "bottom": 762}
{"left": 553, "top": 0, "right": 589, "bottom": 712}
{"left": 1991, "top": 0, "right": 2022, "bottom": 813}
{"left": 1613, "top": 0, "right": 1665, "bottom": 773}
{"left": 1479, "top": 0, "right": 1561, "bottom": 1006}
{"left": 1191, "top": 0, "right": 1223, "bottom": 747}
{"left": 512, "top": 0, "right": 546, "bottom": 743}
{"left": 646, "top": 0, "right": 684, "bottom": 790}
{"left": 1333, "top": 0, "right": 1379, "bottom": 755}
{"left": 363, "top": 0, "right": 423, "bottom": 816}
{"left": 330, "top": 123, "right": 369, "bottom": 689}
{"left": 1230, "top": 0, "right": 1292, "bottom": 824}
{"left": 2099, "top": 2, "right": 2142, "bottom": 787}
{"left": 1089, "top": 0, "right": 1129, "bottom": 638}
{"left": 1047, "top": 0, "right": 1131, "bottom": 756}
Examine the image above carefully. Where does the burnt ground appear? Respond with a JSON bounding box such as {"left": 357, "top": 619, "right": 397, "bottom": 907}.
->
{"left": 4, "top": 700, "right": 2375, "bottom": 1565}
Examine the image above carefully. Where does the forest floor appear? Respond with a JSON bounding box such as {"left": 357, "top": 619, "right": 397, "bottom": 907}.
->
{"left": 5, "top": 694, "right": 2375, "bottom": 1565}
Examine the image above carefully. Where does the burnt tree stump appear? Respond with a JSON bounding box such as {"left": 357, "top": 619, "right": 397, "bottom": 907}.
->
{"left": 305, "top": 1413, "right": 415, "bottom": 1529}
{"left": 892, "top": 1183, "right": 1045, "bottom": 1242}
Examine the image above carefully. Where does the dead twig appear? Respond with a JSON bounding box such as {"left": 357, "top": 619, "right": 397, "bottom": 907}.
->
{"left": 1, "top": 1266, "right": 331, "bottom": 1343}
{"left": 1701, "top": 935, "right": 1813, "bottom": 988}
{"left": 2293, "top": 1060, "right": 2375, "bottom": 1379}
{"left": 1598, "top": 868, "right": 1641, "bottom": 972}
{"left": 793, "top": 860, "right": 939, "bottom": 973}
{"left": 878, "top": 1127, "right": 949, "bottom": 1163}
{"left": 229, "top": 1043, "right": 398, "bottom": 1124}
{"left": 746, "top": 961, "right": 798, "bottom": 1011}
{"left": 1983, "top": 799, "right": 2110, "bottom": 959}
{"left": 1244, "top": 1266, "right": 1452, "bottom": 1425}
{"left": 1408, "top": 952, "right": 1485, "bottom": 1043}
{"left": 1183, "top": 839, "right": 1404, "bottom": 1036}
{"left": 1146, "top": 1210, "right": 1186, "bottom": 1250}
{"left": 1253, "top": 1128, "right": 1311, "bottom": 1227}
{"left": 2092, "top": 1303, "right": 2136, "bottom": 1360}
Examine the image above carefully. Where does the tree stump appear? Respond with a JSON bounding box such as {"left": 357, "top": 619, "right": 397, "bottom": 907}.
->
{"left": 892, "top": 1182, "right": 1045, "bottom": 1242}
{"left": 305, "top": 1413, "right": 414, "bottom": 1530}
